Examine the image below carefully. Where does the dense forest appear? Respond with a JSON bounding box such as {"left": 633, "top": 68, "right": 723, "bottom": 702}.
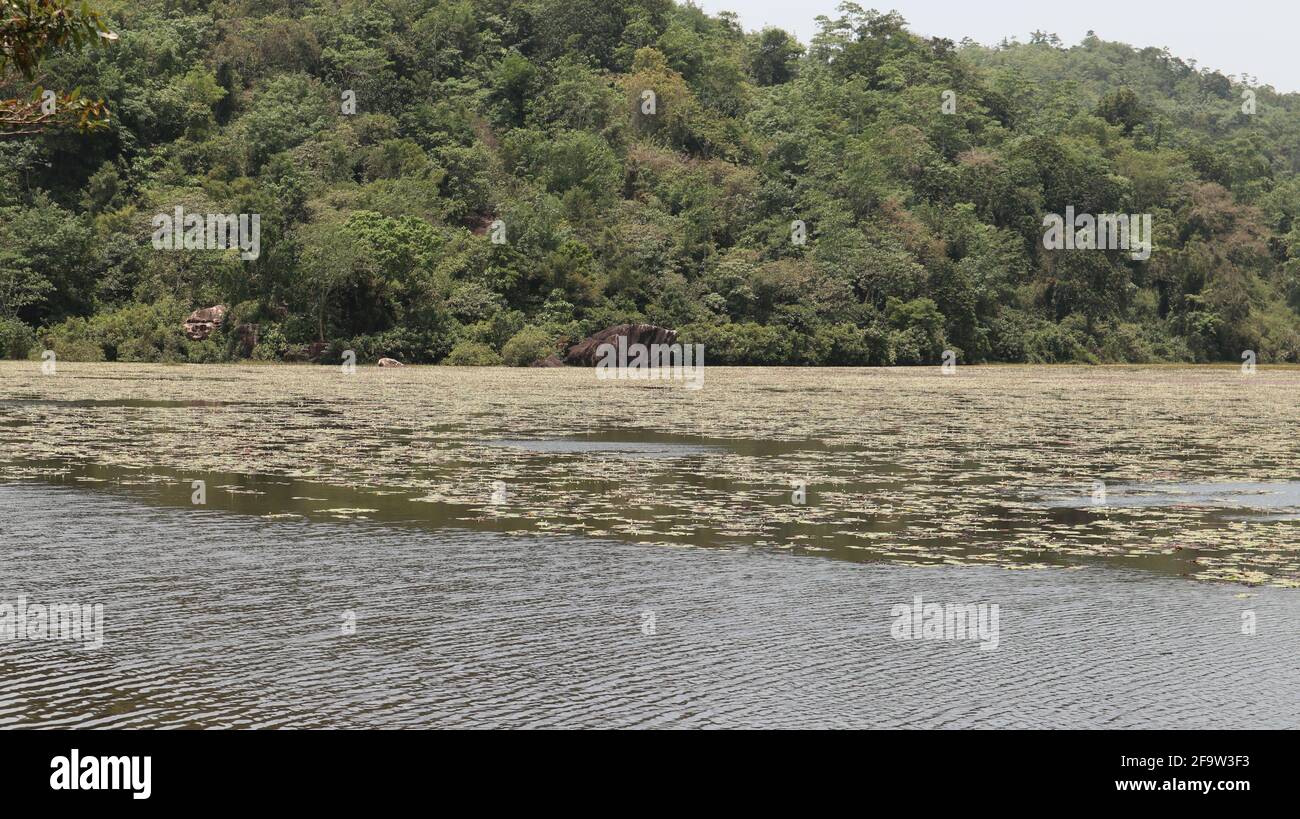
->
{"left": 3, "top": 0, "right": 1300, "bottom": 365}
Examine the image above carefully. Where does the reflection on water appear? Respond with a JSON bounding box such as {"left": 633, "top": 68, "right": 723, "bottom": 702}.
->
{"left": 0, "top": 455, "right": 1220, "bottom": 578}
{"left": 2, "top": 362, "right": 1300, "bottom": 586}
{"left": 10, "top": 458, "right": 533, "bottom": 532}
{"left": 2, "top": 485, "right": 1296, "bottom": 729}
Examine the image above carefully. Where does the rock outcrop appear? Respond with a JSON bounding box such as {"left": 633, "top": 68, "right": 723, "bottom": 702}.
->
{"left": 563, "top": 324, "right": 678, "bottom": 366}
{"left": 184, "top": 305, "right": 227, "bottom": 341}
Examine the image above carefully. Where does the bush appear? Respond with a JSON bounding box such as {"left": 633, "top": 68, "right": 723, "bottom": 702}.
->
{"left": 1023, "top": 323, "right": 1096, "bottom": 364}
{"left": 341, "top": 327, "right": 453, "bottom": 364}
{"left": 251, "top": 326, "right": 290, "bottom": 361}
{"left": 460, "top": 308, "right": 526, "bottom": 349}
{"left": 501, "top": 325, "right": 557, "bottom": 366}
{"left": 186, "top": 339, "right": 225, "bottom": 363}
{"left": 36, "top": 320, "right": 105, "bottom": 362}
{"left": 120, "top": 334, "right": 187, "bottom": 364}
{"left": 816, "top": 322, "right": 892, "bottom": 366}
{"left": 678, "top": 321, "right": 794, "bottom": 365}
{"left": 0, "top": 317, "right": 36, "bottom": 359}
{"left": 443, "top": 341, "right": 503, "bottom": 366}
{"left": 35, "top": 300, "right": 190, "bottom": 362}
{"left": 987, "top": 310, "right": 1034, "bottom": 363}
{"left": 885, "top": 297, "right": 947, "bottom": 364}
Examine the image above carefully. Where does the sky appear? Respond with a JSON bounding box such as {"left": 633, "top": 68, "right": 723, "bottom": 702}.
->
{"left": 693, "top": 0, "right": 1299, "bottom": 92}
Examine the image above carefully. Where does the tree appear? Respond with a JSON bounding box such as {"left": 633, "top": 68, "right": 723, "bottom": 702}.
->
{"left": 0, "top": 196, "right": 96, "bottom": 323}
{"left": 0, "top": 249, "right": 52, "bottom": 319}
{"left": 6, "top": 0, "right": 1300, "bottom": 366}
{"left": 0, "top": 0, "right": 116, "bottom": 138}
{"left": 748, "top": 27, "right": 802, "bottom": 86}
{"left": 295, "top": 218, "right": 366, "bottom": 342}
{"left": 1094, "top": 87, "right": 1148, "bottom": 135}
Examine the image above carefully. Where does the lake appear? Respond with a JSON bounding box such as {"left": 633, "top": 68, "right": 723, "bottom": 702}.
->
{"left": 1, "top": 363, "right": 1298, "bottom": 727}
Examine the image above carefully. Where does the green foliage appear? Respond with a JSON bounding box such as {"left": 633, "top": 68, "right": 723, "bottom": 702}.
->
{"left": 238, "top": 74, "right": 334, "bottom": 170}
{"left": 679, "top": 321, "right": 794, "bottom": 365}
{"left": 37, "top": 298, "right": 189, "bottom": 362}
{"left": 0, "top": 195, "right": 95, "bottom": 323}
{"left": 341, "top": 327, "right": 452, "bottom": 365}
{"left": 251, "top": 326, "right": 289, "bottom": 361}
{"left": 1, "top": 0, "right": 116, "bottom": 137}
{"left": 501, "top": 325, "right": 557, "bottom": 366}
{"left": 6, "top": 1, "right": 1300, "bottom": 366}
{"left": 0, "top": 316, "right": 36, "bottom": 358}
{"left": 885, "top": 297, "right": 948, "bottom": 364}
{"left": 749, "top": 27, "right": 802, "bottom": 87}
{"left": 444, "top": 340, "right": 503, "bottom": 366}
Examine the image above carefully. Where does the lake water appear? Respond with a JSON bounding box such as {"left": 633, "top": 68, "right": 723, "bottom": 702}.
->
{"left": 1, "top": 363, "right": 1298, "bottom": 727}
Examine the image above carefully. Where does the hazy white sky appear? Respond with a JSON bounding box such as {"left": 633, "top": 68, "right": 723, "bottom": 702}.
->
{"left": 694, "top": 0, "right": 1298, "bottom": 92}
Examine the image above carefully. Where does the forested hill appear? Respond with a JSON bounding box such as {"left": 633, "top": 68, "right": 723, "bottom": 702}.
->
{"left": 3, "top": 1, "right": 1300, "bottom": 365}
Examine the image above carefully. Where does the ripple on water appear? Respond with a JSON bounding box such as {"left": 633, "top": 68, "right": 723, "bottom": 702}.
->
{"left": 1, "top": 485, "right": 1297, "bottom": 729}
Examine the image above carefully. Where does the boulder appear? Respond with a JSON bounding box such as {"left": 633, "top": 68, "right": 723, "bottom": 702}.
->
{"left": 184, "top": 305, "right": 228, "bottom": 341}
{"left": 377, "top": 357, "right": 404, "bottom": 368}
{"left": 563, "top": 324, "right": 678, "bottom": 366}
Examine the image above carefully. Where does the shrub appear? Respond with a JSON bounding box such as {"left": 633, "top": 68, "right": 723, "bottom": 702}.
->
{"left": 444, "top": 341, "right": 503, "bottom": 366}
{"left": 251, "top": 326, "right": 290, "bottom": 361}
{"left": 678, "top": 321, "right": 794, "bottom": 365}
{"left": 36, "top": 320, "right": 105, "bottom": 362}
{"left": 501, "top": 325, "right": 557, "bottom": 366}
{"left": 186, "top": 339, "right": 225, "bottom": 363}
{"left": 1023, "top": 323, "right": 1096, "bottom": 364}
{"left": 0, "top": 317, "right": 36, "bottom": 359}
{"left": 460, "top": 308, "right": 526, "bottom": 349}
{"left": 816, "top": 322, "right": 892, "bottom": 366}
{"left": 885, "top": 297, "right": 947, "bottom": 364}
{"left": 35, "top": 300, "right": 189, "bottom": 362}
{"left": 340, "top": 327, "right": 453, "bottom": 364}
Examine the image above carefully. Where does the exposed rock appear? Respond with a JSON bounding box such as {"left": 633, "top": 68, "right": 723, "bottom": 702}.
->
{"left": 530, "top": 354, "right": 565, "bottom": 368}
{"left": 183, "top": 305, "right": 227, "bottom": 341}
{"left": 564, "top": 324, "right": 678, "bottom": 366}
{"left": 377, "top": 357, "right": 404, "bottom": 368}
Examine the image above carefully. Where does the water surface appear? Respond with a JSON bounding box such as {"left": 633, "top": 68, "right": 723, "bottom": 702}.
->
{"left": 2, "top": 485, "right": 1295, "bottom": 729}
{"left": 2, "top": 363, "right": 1298, "bottom": 585}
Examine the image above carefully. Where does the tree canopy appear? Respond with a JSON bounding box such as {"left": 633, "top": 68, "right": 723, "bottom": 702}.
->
{"left": 3, "top": 0, "right": 1299, "bottom": 366}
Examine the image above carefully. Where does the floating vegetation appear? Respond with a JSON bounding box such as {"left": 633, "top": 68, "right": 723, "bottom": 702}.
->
{"left": 2, "top": 362, "right": 1299, "bottom": 587}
